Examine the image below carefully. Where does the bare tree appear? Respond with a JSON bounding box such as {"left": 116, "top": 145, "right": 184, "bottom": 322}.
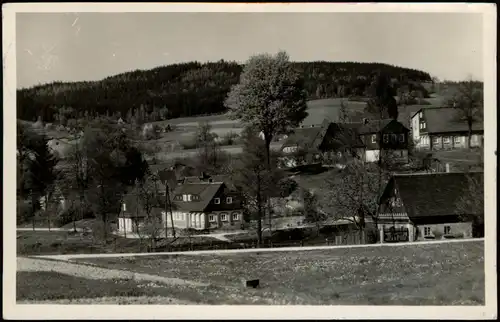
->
{"left": 319, "top": 162, "right": 388, "bottom": 241}
{"left": 445, "top": 78, "right": 484, "bottom": 149}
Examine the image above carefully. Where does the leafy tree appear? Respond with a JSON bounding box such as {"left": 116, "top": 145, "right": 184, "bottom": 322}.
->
{"left": 225, "top": 51, "right": 308, "bottom": 170}
{"left": 455, "top": 172, "right": 484, "bottom": 237}
{"left": 81, "top": 122, "right": 148, "bottom": 239}
{"left": 445, "top": 78, "right": 484, "bottom": 149}
{"left": 17, "top": 123, "right": 60, "bottom": 229}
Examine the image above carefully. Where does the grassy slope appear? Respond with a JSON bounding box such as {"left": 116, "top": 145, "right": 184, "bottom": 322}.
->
{"left": 74, "top": 240, "right": 485, "bottom": 305}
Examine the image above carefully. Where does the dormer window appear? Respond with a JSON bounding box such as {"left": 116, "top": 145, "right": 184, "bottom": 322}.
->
{"left": 187, "top": 194, "right": 192, "bottom": 201}
{"left": 214, "top": 198, "right": 220, "bottom": 204}
{"left": 419, "top": 112, "right": 423, "bottom": 118}
{"left": 371, "top": 134, "right": 376, "bottom": 143}
{"left": 226, "top": 197, "right": 233, "bottom": 204}
{"left": 122, "top": 203, "right": 126, "bottom": 211}
{"left": 183, "top": 194, "right": 188, "bottom": 202}
{"left": 399, "top": 134, "right": 405, "bottom": 143}
{"left": 383, "top": 134, "right": 389, "bottom": 143}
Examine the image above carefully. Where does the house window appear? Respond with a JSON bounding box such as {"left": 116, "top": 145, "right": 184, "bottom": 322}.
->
{"left": 443, "top": 137, "right": 450, "bottom": 144}
{"left": 399, "top": 134, "right": 405, "bottom": 143}
{"left": 187, "top": 194, "right": 192, "bottom": 201}
{"left": 423, "top": 227, "right": 432, "bottom": 236}
{"left": 454, "top": 136, "right": 461, "bottom": 144}
{"left": 383, "top": 134, "right": 389, "bottom": 143}
{"left": 432, "top": 137, "right": 439, "bottom": 144}
{"left": 209, "top": 214, "right": 216, "bottom": 222}
{"left": 226, "top": 197, "right": 233, "bottom": 204}
{"left": 214, "top": 198, "right": 220, "bottom": 204}
{"left": 182, "top": 194, "right": 188, "bottom": 202}
{"left": 220, "top": 213, "right": 228, "bottom": 221}
{"left": 419, "top": 112, "right": 423, "bottom": 118}
{"left": 371, "top": 134, "right": 376, "bottom": 143}
{"left": 444, "top": 226, "right": 451, "bottom": 235}
{"left": 122, "top": 203, "right": 126, "bottom": 211}
{"left": 232, "top": 212, "right": 239, "bottom": 221}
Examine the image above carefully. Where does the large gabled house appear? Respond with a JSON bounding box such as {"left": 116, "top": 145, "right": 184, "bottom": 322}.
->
{"left": 374, "top": 172, "right": 483, "bottom": 242}
{"left": 169, "top": 181, "right": 244, "bottom": 231}
{"left": 279, "top": 118, "right": 410, "bottom": 167}
{"left": 410, "top": 107, "right": 484, "bottom": 150}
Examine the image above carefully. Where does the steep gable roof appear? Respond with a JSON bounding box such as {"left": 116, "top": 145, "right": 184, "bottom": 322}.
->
{"left": 386, "top": 172, "right": 483, "bottom": 222}
{"left": 419, "top": 107, "right": 484, "bottom": 134}
{"left": 281, "top": 125, "right": 324, "bottom": 150}
{"left": 171, "top": 182, "right": 224, "bottom": 212}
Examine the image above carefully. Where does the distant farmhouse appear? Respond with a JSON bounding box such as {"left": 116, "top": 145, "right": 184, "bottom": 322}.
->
{"left": 375, "top": 172, "right": 484, "bottom": 242}
{"left": 280, "top": 118, "right": 410, "bottom": 168}
{"left": 410, "top": 107, "right": 484, "bottom": 150}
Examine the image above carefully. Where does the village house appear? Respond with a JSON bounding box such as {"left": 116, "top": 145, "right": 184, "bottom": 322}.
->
{"left": 280, "top": 118, "right": 410, "bottom": 167}
{"left": 168, "top": 180, "right": 244, "bottom": 231}
{"left": 117, "top": 178, "right": 244, "bottom": 234}
{"left": 374, "top": 171, "right": 483, "bottom": 243}
{"left": 410, "top": 107, "right": 484, "bottom": 150}
{"left": 353, "top": 118, "right": 410, "bottom": 164}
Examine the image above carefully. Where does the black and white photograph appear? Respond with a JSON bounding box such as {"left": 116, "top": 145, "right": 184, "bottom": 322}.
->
{"left": 3, "top": 2, "right": 497, "bottom": 320}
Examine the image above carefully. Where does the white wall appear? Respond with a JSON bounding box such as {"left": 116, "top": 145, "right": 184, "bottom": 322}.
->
{"left": 118, "top": 217, "right": 134, "bottom": 233}
{"left": 411, "top": 113, "right": 420, "bottom": 142}
{"left": 365, "top": 150, "right": 380, "bottom": 162}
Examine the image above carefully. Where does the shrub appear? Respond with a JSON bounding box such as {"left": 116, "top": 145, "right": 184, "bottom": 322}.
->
{"left": 56, "top": 207, "right": 77, "bottom": 227}
{"left": 17, "top": 201, "right": 34, "bottom": 225}
{"left": 432, "top": 229, "right": 444, "bottom": 240}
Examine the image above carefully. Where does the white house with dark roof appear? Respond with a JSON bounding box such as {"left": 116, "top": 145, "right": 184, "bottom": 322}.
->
{"left": 410, "top": 107, "right": 484, "bottom": 150}
{"left": 374, "top": 172, "right": 483, "bottom": 242}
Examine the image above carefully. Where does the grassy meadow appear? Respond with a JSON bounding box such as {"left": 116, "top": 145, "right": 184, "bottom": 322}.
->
{"left": 17, "top": 241, "right": 485, "bottom": 305}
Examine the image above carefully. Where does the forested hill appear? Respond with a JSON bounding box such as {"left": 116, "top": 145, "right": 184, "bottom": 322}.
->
{"left": 17, "top": 60, "right": 432, "bottom": 123}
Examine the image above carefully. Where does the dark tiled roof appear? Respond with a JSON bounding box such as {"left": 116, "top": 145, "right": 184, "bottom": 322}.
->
{"left": 422, "top": 107, "right": 484, "bottom": 133}
{"left": 281, "top": 126, "right": 323, "bottom": 150}
{"left": 171, "top": 182, "right": 224, "bottom": 212}
{"left": 356, "top": 119, "right": 394, "bottom": 134}
{"left": 391, "top": 172, "right": 483, "bottom": 222}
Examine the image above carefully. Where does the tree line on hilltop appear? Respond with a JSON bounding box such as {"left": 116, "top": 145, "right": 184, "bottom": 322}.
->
{"left": 17, "top": 60, "right": 432, "bottom": 124}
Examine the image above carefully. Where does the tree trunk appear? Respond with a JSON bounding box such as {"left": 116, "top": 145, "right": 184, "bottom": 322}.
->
{"left": 31, "top": 191, "right": 36, "bottom": 231}
{"left": 256, "top": 175, "right": 263, "bottom": 247}
{"left": 46, "top": 193, "right": 51, "bottom": 231}
{"left": 467, "top": 121, "right": 473, "bottom": 150}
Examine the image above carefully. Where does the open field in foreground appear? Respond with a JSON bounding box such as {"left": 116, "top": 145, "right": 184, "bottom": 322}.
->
{"left": 17, "top": 240, "right": 484, "bottom": 305}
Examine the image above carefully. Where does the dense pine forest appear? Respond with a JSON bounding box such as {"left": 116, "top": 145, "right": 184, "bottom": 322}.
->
{"left": 17, "top": 60, "right": 432, "bottom": 123}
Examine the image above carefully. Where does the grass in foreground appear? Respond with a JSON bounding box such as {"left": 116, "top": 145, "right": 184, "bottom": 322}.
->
{"left": 74, "top": 240, "right": 485, "bottom": 305}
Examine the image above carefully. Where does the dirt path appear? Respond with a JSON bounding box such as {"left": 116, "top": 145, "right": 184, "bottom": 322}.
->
{"left": 17, "top": 257, "right": 207, "bottom": 287}
{"left": 33, "top": 237, "right": 483, "bottom": 261}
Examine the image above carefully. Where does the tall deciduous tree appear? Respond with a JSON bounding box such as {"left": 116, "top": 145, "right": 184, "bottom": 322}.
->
{"left": 365, "top": 71, "right": 399, "bottom": 120}
{"left": 224, "top": 51, "right": 308, "bottom": 169}
{"left": 445, "top": 78, "right": 483, "bottom": 149}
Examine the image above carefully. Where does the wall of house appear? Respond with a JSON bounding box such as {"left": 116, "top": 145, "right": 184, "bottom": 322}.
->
{"left": 365, "top": 149, "right": 380, "bottom": 162}
{"left": 430, "top": 134, "right": 482, "bottom": 150}
{"left": 411, "top": 113, "right": 420, "bottom": 142}
{"left": 415, "top": 221, "right": 473, "bottom": 240}
{"left": 207, "top": 210, "right": 243, "bottom": 230}
{"left": 118, "top": 217, "right": 134, "bottom": 233}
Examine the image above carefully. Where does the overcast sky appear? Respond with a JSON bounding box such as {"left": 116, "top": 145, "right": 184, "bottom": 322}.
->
{"left": 16, "top": 12, "right": 483, "bottom": 89}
